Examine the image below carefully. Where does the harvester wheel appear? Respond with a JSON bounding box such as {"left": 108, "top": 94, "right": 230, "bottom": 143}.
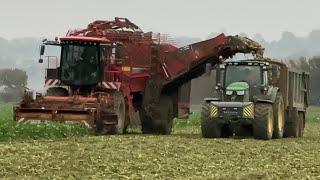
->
{"left": 253, "top": 103, "right": 274, "bottom": 140}
{"left": 273, "top": 93, "right": 285, "bottom": 139}
{"left": 113, "top": 92, "right": 129, "bottom": 134}
{"left": 140, "top": 95, "right": 174, "bottom": 135}
{"left": 201, "top": 102, "right": 221, "bottom": 138}
{"left": 140, "top": 111, "right": 153, "bottom": 134}
{"left": 95, "top": 92, "right": 128, "bottom": 135}
{"left": 284, "top": 108, "right": 300, "bottom": 138}
{"left": 46, "top": 87, "right": 69, "bottom": 96}
{"left": 156, "top": 95, "right": 174, "bottom": 134}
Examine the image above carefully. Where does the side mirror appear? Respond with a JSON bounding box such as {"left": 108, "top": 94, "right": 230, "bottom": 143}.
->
{"left": 40, "top": 45, "right": 45, "bottom": 56}
{"left": 219, "top": 64, "right": 225, "bottom": 69}
{"left": 38, "top": 59, "right": 43, "bottom": 63}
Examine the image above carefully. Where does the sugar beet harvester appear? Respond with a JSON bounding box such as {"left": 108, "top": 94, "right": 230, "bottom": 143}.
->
{"left": 13, "top": 17, "right": 264, "bottom": 135}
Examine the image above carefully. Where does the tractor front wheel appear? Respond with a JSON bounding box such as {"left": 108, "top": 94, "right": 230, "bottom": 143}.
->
{"left": 253, "top": 103, "right": 274, "bottom": 140}
{"left": 201, "top": 102, "right": 222, "bottom": 138}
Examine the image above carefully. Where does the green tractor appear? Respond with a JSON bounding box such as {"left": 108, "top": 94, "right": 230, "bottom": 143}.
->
{"left": 201, "top": 59, "right": 309, "bottom": 140}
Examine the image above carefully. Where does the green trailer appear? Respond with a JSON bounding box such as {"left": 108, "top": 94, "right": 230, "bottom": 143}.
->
{"left": 201, "top": 59, "right": 309, "bottom": 140}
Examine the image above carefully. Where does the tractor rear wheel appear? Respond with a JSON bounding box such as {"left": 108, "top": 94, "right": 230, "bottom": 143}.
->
{"left": 273, "top": 93, "right": 285, "bottom": 139}
{"left": 201, "top": 102, "right": 222, "bottom": 138}
{"left": 284, "top": 108, "right": 300, "bottom": 138}
{"left": 253, "top": 103, "right": 274, "bottom": 140}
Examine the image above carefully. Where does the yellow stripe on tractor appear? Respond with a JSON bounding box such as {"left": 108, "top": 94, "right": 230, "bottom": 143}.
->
{"left": 243, "top": 104, "right": 254, "bottom": 118}
{"left": 210, "top": 105, "right": 218, "bottom": 117}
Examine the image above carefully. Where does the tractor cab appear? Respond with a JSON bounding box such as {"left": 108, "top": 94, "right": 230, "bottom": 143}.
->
{"left": 216, "top": 60, "right": 270, "bottom": 102}
{"left": 39, "top": 36, "right": 112, "bottom": 89}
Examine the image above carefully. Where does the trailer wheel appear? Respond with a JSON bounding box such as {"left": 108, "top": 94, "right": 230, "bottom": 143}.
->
{"left": 201, "top": 102, "right": 221, "bottom": 138}
{"left": 46, "top": 87, "right": 69, "bottom": 96}
{"left": 284, "top": 108, "right": 300, "bottom": 138}
{"left": 298, "top": 112, "right": 305, "bottom": 137}
{"left": 273, "top": 93, "right": 285, "bottom": 139}
{"left": 253, "top": 103, "right": 274, "bottom": 140}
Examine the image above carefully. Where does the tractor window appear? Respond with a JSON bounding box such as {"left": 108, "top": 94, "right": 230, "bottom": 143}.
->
{"left": 225, "top": 65, "right": 262, "bottom": 87}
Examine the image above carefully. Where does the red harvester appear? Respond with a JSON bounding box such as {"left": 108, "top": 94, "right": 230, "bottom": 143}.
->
{"left": 13, "top": 17, "right": 264, "bottom": 134}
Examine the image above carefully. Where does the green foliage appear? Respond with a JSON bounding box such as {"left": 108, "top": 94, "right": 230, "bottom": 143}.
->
{"left": 173, "top": 105, "right": 202, "bottom": 128}
{"left": 0, "top": 104, "right": 93, "bottom": 141}
{"left": 305, "top": 106, "right": 320, "bottom": 122}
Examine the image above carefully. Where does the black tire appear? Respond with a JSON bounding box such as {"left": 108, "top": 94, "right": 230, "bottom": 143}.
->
{"left": 140, "top": 110, "right": 153, "bottom": 134}
{"left": 201, "top": 102, "right": 221, "bottom": 138}
{"left": 113, "top": 92, "right": 128, "bottom": 134}
{"left": 140, "top": 95, "right": 174, "bottom": 135}
{"left": 46, "top": 87, "right": 69, "bottom": 96}
{"left": 157, "top": 95, "right": 174, "bottom": 134}
{"left": 298, "top": 112, "right": 305, "bottom": 137}
{"left": 253, "top": 103, "right": 274, "bottom": 140}
{"left": 284, "top": 108, "right": 300, "bottom": 138}
{"left": 273, "top": 93, "right": 285, "bottom": 139}
{"left": 95, "top": 92, "right": 128, "bottom": 135}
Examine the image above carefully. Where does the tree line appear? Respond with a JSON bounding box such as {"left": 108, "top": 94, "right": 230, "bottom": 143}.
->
{"left": 0, "top": 69, "right": 27, "bottom": 102}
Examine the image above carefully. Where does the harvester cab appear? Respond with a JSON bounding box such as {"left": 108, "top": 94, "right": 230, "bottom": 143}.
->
{"left": 39, "top": 37, "right": 113, "bottom": 94}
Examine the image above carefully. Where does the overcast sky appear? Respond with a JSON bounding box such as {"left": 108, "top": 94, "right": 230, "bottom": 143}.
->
{"left": 0, "top": 0, "right": 319, "bottom": 41}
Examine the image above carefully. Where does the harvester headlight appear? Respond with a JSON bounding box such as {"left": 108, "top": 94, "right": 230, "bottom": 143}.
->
{"left": 226, "top": 90, "right": 233, "bottom": 95}
{"left": 236, "top": 90, "right": 245, "bottom": 96}
{"left": 210, "top": 105, "right": 218, "bottom": 118}
{"left": 243, "top": 104, "right": 254, "bottom": 118}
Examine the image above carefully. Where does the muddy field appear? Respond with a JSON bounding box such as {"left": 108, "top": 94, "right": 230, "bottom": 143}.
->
{"left": 1, "top": 104, "right": 320, "bottom": 179}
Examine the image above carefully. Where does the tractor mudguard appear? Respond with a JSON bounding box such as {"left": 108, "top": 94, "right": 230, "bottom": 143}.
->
{"left": 267, "top": 87, "right": 279, "bottom": 102}
{"left": 253, "top": 87, "right": 278, "bottom": 104}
